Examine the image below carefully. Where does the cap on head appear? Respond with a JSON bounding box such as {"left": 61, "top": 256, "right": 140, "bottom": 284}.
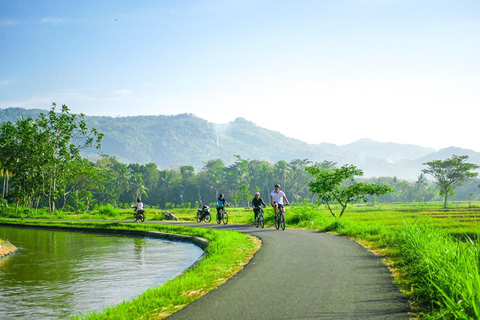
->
{"left": 255, "top": 192, "right": 260, "bottom": 196}
{"left": 274, "top": 184, "right": 280, "bottom": 188}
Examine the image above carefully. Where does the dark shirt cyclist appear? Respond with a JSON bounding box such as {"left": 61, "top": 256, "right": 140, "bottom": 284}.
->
{"left": 251, "top": 192, "right": 266, "bottom": 221}
{"left": 216, "top": 193, "right": 229, "bottom": 219}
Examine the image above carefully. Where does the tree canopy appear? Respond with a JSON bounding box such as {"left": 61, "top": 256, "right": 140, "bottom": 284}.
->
{"left": 422, "top": 155, "right": 479, "bottom": 208}
{"left": 0, "top": 103, "right": 103, "bottom": 212}
{"left": 306, "top": 164, "right": 393, "bottom": 218}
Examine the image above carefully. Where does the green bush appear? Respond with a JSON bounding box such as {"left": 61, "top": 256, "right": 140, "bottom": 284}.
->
{"left": 97, "top": 205, "right": 120, "bottom": 217}
{"left": 286, "top": 206, "right": 325, "bottom": 227}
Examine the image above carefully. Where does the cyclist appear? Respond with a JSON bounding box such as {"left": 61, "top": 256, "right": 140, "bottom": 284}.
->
{"left": 270, "top": 184, "right": 289, "bottom": 217}
{"left": 251, "top": 192, "right": 267, "bottom": 222}
{"left": 216, "top": 193, "right": 230, "bottom": 220}
{"left": 132, "top": 197, "right": 145, "bottom": 215}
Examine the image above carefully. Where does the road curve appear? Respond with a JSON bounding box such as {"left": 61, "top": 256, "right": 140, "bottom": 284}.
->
{"left": 164, "top": 222, "right": 410, "bottom": 320}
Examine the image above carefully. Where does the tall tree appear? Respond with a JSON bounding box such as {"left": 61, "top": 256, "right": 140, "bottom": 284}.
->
{"left": 36, "top": 104, "right": 103, "bottom": 212}
{"left": 422, "top": 155, "right": 479, "bottom": 208}
{"left": 60, "top": 159, "right": 101, "bottom": 209}
{"left": 203, "top": 159, "right": 226, "bottom": 198}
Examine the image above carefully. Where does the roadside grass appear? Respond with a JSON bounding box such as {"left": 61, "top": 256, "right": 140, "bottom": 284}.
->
{"left": 391, "top": 222, "right": 480, "bottom": 319}
{"left": 0, "top": 218, "right": 260, "bottom": 319}
{"left": 2, "top": 201, "right": 480, "bottom": 318}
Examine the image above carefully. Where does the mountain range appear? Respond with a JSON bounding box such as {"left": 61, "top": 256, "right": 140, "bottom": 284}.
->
{"left": 1, "top": 107, "right": 479, "bottom": 181}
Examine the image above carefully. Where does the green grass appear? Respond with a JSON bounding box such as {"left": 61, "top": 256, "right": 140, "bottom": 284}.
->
{"left": 391, "top": 222, "right": 480, "bottom": 319}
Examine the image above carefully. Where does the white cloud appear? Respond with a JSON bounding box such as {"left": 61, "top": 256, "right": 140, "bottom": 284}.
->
{"left": 40, "top": 17, "right": 68, "bottom": 25}
{"left": 0, "top": 17, "right": 18, "bottom": 26}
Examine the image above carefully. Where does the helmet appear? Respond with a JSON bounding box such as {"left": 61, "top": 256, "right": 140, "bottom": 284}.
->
{"left": 137, "top": 197, "right": 141, "bottom": 202}
{"left": 219, "top": 193, "right": 224, "bottom": 198}
{"left": 255, "top": 192, "right": 260, "bottom": 196}
{"left": 274, "top": 184, "right": 280, "bottom": 188}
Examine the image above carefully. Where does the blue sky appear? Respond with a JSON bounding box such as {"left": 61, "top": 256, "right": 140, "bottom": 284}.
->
{"left": 1, "top": 0, "right": 479, "bottom": 152}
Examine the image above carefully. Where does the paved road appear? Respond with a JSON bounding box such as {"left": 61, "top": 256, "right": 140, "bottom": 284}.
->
{"left": 164, "top": 222, "right": 410, "bottom": 320}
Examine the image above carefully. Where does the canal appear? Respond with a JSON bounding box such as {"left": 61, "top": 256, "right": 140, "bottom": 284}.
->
{"left": 0, "top": 226, "right": 204, "bottom": 319}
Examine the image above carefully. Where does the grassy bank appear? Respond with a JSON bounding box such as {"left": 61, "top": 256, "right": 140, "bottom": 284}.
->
{"left": 0, "top": 218, "right": 260, "bottom": 319}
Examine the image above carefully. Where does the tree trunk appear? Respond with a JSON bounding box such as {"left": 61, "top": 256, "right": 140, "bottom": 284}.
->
{"left": 326, "top": 202, "right": 336, "bottom": 218}
{"left": 50, "top": 164, "right": 57, "bottom": 214}
{"left": 2, "top": 172, "right": 5, "bottom": 198}
{"left": 443, "top": 189, "right": 448, "bottom": 209}
{"left": 339, "top": 205, "right": 347, "bottom": 218}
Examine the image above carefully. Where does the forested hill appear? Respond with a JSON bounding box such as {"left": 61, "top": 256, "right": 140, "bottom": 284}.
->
{"left": 77, "top": 114, "right": 331, "bottom": 169}
{"left": 2, "top": 107, "right": 479, "bottom": 180}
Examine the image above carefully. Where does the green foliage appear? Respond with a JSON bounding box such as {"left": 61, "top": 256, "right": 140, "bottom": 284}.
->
{"left": 423, "top": 155, "right": 480, "bottom": 209}
{"left": 0, "top": 103, "right": 103, "bottom": 213}
{"left": 285, "top": 205, "right": 325, "bottom": 227}
{"left": 97, "top": 205, "right": 120, "bottom": 217}
{"left": 306, "top": 164, "right": 393, "bottom": 218}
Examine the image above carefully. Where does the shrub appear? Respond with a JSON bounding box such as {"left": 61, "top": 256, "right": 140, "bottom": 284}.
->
{"left": 97, "top": 205, "right": 120, "bottom": 217}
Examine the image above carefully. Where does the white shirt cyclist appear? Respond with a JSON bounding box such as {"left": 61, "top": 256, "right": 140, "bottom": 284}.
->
{"left": 270, "top": 190, "right": 286, "bottom": 205}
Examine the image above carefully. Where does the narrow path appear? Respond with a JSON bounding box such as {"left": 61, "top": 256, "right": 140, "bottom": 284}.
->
{"left": 165, "top": 222, "right": 410, "bottom": 319}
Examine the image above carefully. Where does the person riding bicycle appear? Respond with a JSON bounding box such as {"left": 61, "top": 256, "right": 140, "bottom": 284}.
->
{"left": 216, "top": 193, "right": 229, "bottom": 220}
{"left": 270, "top": 184, "right": 289, "bottom": 216}
{"left": 132, "top": 197, "right": 145, "bottom": 215}
{"left": 252, "top": 192, "right": 266, "bottom": 222}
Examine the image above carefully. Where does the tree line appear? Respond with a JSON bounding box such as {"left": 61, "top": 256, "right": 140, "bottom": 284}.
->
{"left": 1, "top": 105, "right": 479, "bottom": 213}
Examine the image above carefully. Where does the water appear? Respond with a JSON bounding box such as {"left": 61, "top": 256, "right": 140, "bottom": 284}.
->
{"left": 0, "top": 226, "right": 204, "bottom": 319}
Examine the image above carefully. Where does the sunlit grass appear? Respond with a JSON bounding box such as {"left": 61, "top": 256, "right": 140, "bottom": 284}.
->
{"left": 392, "top": 222, "right": 480, "bottom": 319}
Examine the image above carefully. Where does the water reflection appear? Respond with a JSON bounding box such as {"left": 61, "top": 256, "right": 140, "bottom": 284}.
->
{"left": 0, "top": 226, "right": 203, "bottom": 319}
{"left": 134, "top": 237, "right": 146, "bottom": 264}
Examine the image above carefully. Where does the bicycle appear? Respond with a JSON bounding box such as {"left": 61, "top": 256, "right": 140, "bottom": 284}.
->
{"left": 254, "top": 206, "right": 265, "bottom": 228}
{"left": 274, "top": 204, "right": 286, "bottom": 230}
{"left": 217, "top": 207, "right": 228, "bottom": 225}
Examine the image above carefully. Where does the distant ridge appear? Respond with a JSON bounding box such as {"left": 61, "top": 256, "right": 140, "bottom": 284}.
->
{"left": 1, "top": 107, "right": 479, "bottom": 180}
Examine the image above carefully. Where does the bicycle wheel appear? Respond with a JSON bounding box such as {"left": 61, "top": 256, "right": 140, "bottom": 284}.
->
{"left": 223, "top": 211, "right": 228, "bottom": 225}
{"left": 197, "top": 214, "right": 202, "bottom": 223}
{"left": 281, "top": 212, "right": 285, "bottom": 230}
{"left": 133, "top": 214, "right": 137, "bottom": 222}
{"left": 260, "top": 213, "right": 264, "bottom": 228}
{"left": 254, "top": 212, "right": 259, "bottom": 228}
{"left": 275, "top": 213, "right": 280, "bottom": 230}
{"left": 140, "top": 213, "right": 145, "bottom": 222}
{"left": 205, "top": 213, "right": 211, "bottom": 223}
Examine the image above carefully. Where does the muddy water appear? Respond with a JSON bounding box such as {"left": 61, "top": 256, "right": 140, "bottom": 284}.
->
{"left": 0, "top": 226, "right": 203, "bottom": 319}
